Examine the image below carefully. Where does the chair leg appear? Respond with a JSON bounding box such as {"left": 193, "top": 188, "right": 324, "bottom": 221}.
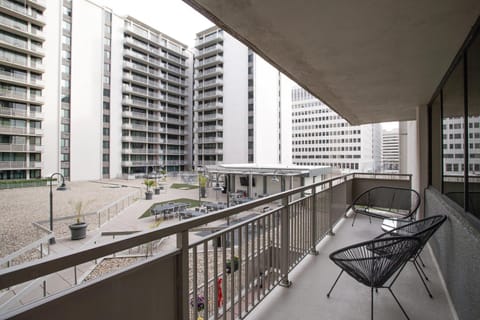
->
{"left": 413, "top": 261, "right": 433, "bottom": 298}
{"left": 415, "top": 258, "right": 429, "bottom": 281}
{"left": 351, "top": 213, "right": 357, "bottom": 227}
{"left": 326, "top": 270, "right": 344, "bottom": 298}
{"left": 417, "top": 254, "right": 427, "bottom": 268}
{"left": 388, "top": 288, "right": 410, "bottom": 320}
{"left": 371, "top": 287, "right": 374, "bottom": 320}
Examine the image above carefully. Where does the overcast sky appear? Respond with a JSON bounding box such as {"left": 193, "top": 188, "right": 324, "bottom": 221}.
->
{"left": 90, "top": 0, "right": 214, "bottom": 46}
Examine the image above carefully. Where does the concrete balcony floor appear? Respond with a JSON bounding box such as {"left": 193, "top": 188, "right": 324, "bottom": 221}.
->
{"left": 246, "top": 215, "right": 455, "bottom": 320}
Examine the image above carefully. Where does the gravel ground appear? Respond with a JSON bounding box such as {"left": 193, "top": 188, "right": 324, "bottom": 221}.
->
{"left": 0, "top": 180, "right": 140, "bottom": 259}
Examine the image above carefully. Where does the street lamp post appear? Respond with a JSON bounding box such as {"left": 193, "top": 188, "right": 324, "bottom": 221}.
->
{"left": 49, "top": 172, "right": 67, "bottom": 244}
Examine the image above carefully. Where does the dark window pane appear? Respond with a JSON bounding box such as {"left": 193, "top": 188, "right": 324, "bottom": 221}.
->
{"left": 442, "top": 57, "right": 465, "bottom": 208}
{"left": 430, "top": 94, "right": 442, "bottom": 190}
{"left": 467, "top": 32, "right": 480, "bottom": 219}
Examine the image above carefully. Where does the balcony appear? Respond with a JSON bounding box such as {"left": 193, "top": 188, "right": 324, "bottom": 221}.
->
{"left": 195, "top": 32, "right": 224, "bottom": 48}
{"left": 0, "top": 174, "right": 456, "bottom": 320}
{"left": 0, "top": 0, "right": 46, "bottom": 25}
{"left": 196, "top": 44, "right": 223, "bottom": 58}
{"left": 195, "top": 67, "right": 223, "bottom": 80}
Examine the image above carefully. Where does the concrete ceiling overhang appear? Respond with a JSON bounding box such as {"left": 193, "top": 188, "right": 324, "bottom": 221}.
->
{"left": 183, "top": 0, "right": 480, "bottom": 125}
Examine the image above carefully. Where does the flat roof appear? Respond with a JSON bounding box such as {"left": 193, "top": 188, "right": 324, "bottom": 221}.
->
{"left": 204, "top": 163, "right": 331, "bottom": 177}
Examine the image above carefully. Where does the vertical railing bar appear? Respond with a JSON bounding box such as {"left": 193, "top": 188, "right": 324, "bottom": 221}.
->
{"left": 266, "top": 213, "right": 271, "bottom": 290}
{"left": 311, "top": 186, "right": 318, "bottom": 255}
{"left": 193, "top": 246, "right": 198, "bottom": 320}
{"left": 177, "top": 231, "right": 190, "bottom": 319}
{"left": 229, "top": 229, "right": 235, "bottom": 320}
{"left": 256, "top": 218, "right": 260, "bottom": 302}
{"left": 280, "top": 195, "right": 291, "bottom": 287}
{"left": 238, "top": 225, "right": 243, "bottom": 317}
{"left": 203, "top": 241, "right": 209, "bottom": 319}
{"left": 74, "top": 265, "right": 77, "bottom": 285}
{"left": 214, "top": 236, "right": 219, "bottom": 320}
{"left": 276, "top": 210, "right": 280, "bottom": 284}
{"left": 244, "top": 223, "right": 249, "bottom": 313}
{"left": 221, "top": 233, "right": 227, "bottom": 319}
{"left": 251, "top": 221, "right": 255, "bottom": 306}
{"left": 262, "top": 216, "right": 266, "bottom": 297}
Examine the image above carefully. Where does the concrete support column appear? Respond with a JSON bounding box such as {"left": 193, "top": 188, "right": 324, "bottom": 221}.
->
{"left": 263, "top": 176, "right": 267, "bottom": 194}
{"left": 248, "top": 174, "right": 253, "bottom": 198}
{"left": 417, "top": 105, "right": 429, "bottom": 217}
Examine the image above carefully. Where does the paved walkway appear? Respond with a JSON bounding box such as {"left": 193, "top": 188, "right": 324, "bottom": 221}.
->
{"left": 1, "top": 177, "right": 230, "bottom": 314}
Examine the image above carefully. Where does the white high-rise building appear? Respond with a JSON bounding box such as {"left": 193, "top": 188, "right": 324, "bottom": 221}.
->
{"left": 193, "top": 27, "right": 291, "bottom": 168}
{"left": 291, "top": 86, "right": 381, "bottom": 172}
{"left": 43, "top": 0, "right": 193, "bottom": 181}
{"left": 381, "top": 127, "right": 400, "bottom": 172}
{"left": 0, "top": 0, "right": 46, "bottom": 180}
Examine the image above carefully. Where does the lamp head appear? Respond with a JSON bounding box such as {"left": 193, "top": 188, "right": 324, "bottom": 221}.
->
{"left": 56, "top": 182, "right": 67, "bottom": 191}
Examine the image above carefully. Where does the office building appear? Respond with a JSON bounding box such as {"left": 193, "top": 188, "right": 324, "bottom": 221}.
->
{"left": 291, "top": 86, "right": 381, "bottom": 172}
{"left": 381, "top": 127, "right": 399, "bottom": 172}
{"left": 193, "top": 26, "right": 291, "bottom": 168}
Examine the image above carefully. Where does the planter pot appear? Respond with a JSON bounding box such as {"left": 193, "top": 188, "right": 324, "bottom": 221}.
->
{"left": 69, "top": 222, "right": 88, "bottom": 240}
{"left": 145, "top": 191, "right": 153, "bottom": 200}
{"left": 226, "top": 258, "right": 239, "bottom": 274}
{"left": 154, "top": 187, "right": 160, "bottom": 195}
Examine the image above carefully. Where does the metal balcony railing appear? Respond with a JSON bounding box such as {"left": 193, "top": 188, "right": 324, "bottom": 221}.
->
{"left": 0, "top": 173, "right": 412, "bottom": 319}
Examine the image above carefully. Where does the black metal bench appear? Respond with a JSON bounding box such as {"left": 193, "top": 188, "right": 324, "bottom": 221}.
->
{"left": 350, "top": 186, "right": 421, "bottom": 227}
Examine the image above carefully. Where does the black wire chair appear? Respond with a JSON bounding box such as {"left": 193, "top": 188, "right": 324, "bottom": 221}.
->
{"left": 327, "top": 236, "right": 421, "bottom": 320}
{"left": 373, "top": 215, "right": 447, "bottom": 298}
{"left": 350, "top": 187, "right": 421, "bottom": 227}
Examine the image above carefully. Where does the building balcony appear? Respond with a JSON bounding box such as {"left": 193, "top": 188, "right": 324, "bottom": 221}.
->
{"left": 196, "top": 44, "right": 223, "bottom": 58}
{"left": 198, "top": 148, "right": 223, "bottom": 155}
{"left": 195, "top": 55, "right": 224, "bottom": 69}
{"left": 195, "top": 125, "right": 223, "bottom": 133}
{"left": 195, "top": 67, "right": 223, "bottom": 80}
{"left": 0, "top": 173, "right": 458, "bottom": 320}
{"left": 196, "top": 101, "right": 224, "bottom": 111}
{"left": 195, "top": 32, "right": 224, "bottom": 48}
{"left": 195, "top": 78, "right": 223, "bottom": 90}
{"left": 0, "top": 0, "right": 46, "bottom": 25}
{"left": 195, "top": 113, "right": 223, "bottom": 122}
{"left": 194, "top": 137, "right": 223, "bottom": 144}
{"left": 194, "top": 89, "right": 223, "bottom": 100}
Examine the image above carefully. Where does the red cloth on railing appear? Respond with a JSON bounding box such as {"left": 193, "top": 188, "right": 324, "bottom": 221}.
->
{"left": 217, "top": 278, "right": 223, "bottom": 307}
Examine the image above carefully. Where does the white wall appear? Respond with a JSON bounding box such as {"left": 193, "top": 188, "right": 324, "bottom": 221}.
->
{"left": 70, "top": 1, "right": 104, "bottom": 180}
{"left": 222, "top": 34, "right": 248, "bottom": 164}
{"left": 109, "top": 13, "right": 126, "bottom": 179}
{"left": 254, "top": 55, "right": 279, "bottom": 164}
{"left": 280, "top": 74, "right": 293, "bottom": 165}
{"left": 43, "top": 0, "right": 62, "bottom": 177}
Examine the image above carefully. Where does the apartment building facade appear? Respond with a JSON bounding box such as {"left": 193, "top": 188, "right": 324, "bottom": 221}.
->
{"left": 0, "top": 0, "right": 45, "bottom": 180}
{"left": 291, "top": 86, "right": 381, "bottom": 172}
{"left": 42, "top": 0, "right": 192, "bottom": 181}
{"left": 193, "top": 26, "right": 291, "bottom": 168}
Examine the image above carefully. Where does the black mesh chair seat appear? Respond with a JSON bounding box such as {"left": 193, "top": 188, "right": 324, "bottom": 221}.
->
{"left": 350, "top": 187, "right": 421, "bottom": 227}
{"left": 374, "top": 215, "right": 447, "bottom": 298}
{"left": 327, "top": 236, "right": 421, "bottom": 320}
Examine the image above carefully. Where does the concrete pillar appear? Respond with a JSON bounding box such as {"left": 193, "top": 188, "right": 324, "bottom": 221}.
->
{"left": 417, "top": 105, "right": 429, "bottom": 217}
{"left": 248, "top": 174, "right": 253, "bottom": 198}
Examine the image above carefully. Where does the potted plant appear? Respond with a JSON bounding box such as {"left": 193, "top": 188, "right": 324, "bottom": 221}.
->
{"left": 144, "top": 179, "right": 156, "bottom": 200}
{"left": 190, "top": 295, "right": 205, "bottom": 313}
{"left": 160, "top": 169, "right": 167, "bottom": 182}
{"left": 69, "top": 200, "right": 88, "bottom": 240}
{"left": 226, "top": 256, "right": 239, "bottom": 273}
{"left": 199, "top": 174, "right": 208, "bottom": 198}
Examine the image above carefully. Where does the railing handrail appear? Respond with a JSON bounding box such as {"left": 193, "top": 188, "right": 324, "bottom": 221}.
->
{"left": 0, "top": 172, "right": 410, "bottom": 290}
